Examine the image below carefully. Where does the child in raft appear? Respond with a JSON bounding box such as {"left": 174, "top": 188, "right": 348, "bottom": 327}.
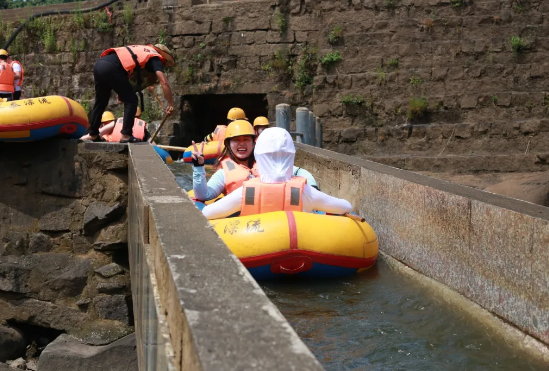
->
{"left": 191, "top": 120, "right": 319, "bottom": 202}
{"left": 201, "top": 127, "right": 352, "bottom": 220}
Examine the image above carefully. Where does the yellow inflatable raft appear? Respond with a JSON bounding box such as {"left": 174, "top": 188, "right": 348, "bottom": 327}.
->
{"left": 182, "top": 140, "right": 224, "bottom": 165}
{"left": 209, "top": 211, "right": 378, "bottom": 279}
{"left": 0, "top": 96, "right": 88, "bottom": 141}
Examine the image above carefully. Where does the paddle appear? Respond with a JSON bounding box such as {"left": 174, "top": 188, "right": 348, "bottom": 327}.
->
{"left": 157, "top": 144, "right": 187, "bottom": 152}
{"left": 150, "top": 112, "right": 170, "bottom": 143}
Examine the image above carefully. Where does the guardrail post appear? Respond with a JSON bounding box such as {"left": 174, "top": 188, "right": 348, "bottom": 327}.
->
{"left": 295, "top": 107, "right": 309, "bottom": 144}
{"left": 315, "top": 117, "right": 322, "bottom": 148}
{"left": 275, "top": 104, "right": 291, "bottom": 132}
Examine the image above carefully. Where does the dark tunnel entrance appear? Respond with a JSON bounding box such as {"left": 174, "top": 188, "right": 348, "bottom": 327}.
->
{"left": 180, "top": 94, "right": 269, "bottom": 144}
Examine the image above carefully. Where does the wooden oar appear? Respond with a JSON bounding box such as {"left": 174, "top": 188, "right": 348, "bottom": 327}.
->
{"left": 157, "top": 144, "right": 187, "bottom": 152}
{"left": 150, "top": 112, "right": 170, "bottom": 142}
{"left": 344, "top": 213, "right": 365, "bottom": 223}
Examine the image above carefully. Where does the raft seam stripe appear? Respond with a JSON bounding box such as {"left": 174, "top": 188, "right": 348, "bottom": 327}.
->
{"left": 61, "top": 95, "right": 74, "bottom": 117}
{"left": 285, "top": 211, "right": 298, "bottom": 250}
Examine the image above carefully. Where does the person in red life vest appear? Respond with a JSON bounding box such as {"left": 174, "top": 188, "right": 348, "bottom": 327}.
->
{"left": 191, "top": 120, "right": 259, "bottom": 201}
{"left": 6, "top": 54, "right": 23, "bottom": 100}
{"left": 100, "top": 107, "right": 152, "bottom": 143}
{"left": 202, "top": 127, "right": 352, "bottom": 220}
{"left": 80, "top": 44, "right": 176, "bottom": 143}
{"left": 0, "top": 49, "right": 19, "bottom": 102}
{"left": 203, "top": 107, "right": 247, "bottom": 143}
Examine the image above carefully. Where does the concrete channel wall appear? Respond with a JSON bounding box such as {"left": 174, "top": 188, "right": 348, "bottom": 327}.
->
{"left": 128, "top": 144, "right": 324, "bottom": 371}
{"left": 294, "top": 143, "right": 549, "bottom": 349}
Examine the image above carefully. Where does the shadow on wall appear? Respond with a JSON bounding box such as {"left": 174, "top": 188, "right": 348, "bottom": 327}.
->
{"left": 181, "top": 94, "right": 268, "bottom": 143}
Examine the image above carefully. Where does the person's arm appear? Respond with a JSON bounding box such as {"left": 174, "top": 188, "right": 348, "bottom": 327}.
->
{"left": 99, "top": 122, "right": 116, "bottom": 137}
{"left": 202, "top": 186, "right": 243, "bottom": 220}
{"left": 193, "top": 168, "right": 225, "bottom": 201}
{"left": 11, "top": 63, "right": 21, "bottom": 80}
{"left": 293, "top": 167, "right": 318, "bottom": 190}
{"left": 307, "top": 185, "right": 352, "bottom": 214}
{"left": 155, "top": 71, "right": 175, "bottom": 115}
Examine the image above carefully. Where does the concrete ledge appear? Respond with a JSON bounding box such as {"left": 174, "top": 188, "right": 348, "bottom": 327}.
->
{"left": 295, "top": 143, "right": 549, "bottom": 352}
{"left": 129, "top": 144, "right": 323, "bottom": 371}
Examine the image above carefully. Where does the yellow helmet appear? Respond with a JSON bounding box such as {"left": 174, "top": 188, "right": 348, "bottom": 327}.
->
{"left": 225, "top": 120, "right": 255, "bottom": 140}
{"left": 135, "top": 106, "right": 141, "bottom": 117}
{"left": 253, "top": 116, "right": 269, "bottom": 127}
{"left": 101, "top": 111, "right": 115, "bottom": 123}
{"left": 227, "top": 107, "right": 247, "bottom": 121}
{"left": 0, "top": 49, "right": 8, "bottom": 57}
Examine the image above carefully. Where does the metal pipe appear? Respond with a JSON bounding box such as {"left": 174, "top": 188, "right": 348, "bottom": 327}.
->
{"left": 295, "top": 107, "right": 309, "bottom": 145}
{"left": 308, "top": 111, "right": 316, "bottom": 146}
{"left": 315, "top": 117, "right": 322, "bottom": 148}
{"left": 275, "top": 104, "right": 291, "bottom": 132}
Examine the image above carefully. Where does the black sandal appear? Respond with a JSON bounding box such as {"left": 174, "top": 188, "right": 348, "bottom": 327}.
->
{"left": 119, "top": 136, "right": 143, "bottom": 144}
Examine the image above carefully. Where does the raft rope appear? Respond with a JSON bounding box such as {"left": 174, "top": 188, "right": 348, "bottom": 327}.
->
{"left": 3, "top": 0, "right": 120, "bottom": 50}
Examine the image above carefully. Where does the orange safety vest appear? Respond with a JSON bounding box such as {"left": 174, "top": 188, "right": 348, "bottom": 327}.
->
{"left": 212, "top": 125, "right": 227, "bottom": 142}
{"left": 104, "top": 117, "right": 146, "bottom": 142}
{"left": 100, "top": 45, "right": 166, "bottom": 75}
{"left": 0, "top": 63, "right": 15, "bottom": 93}
{"left": 222, "top": 158, "right": 259, "bottom": 195}
{"left": 11, "top": 60, "right": 23, "bottom": 87}
{"left": 240, "top": 177, "right": 307, "bottom": 216}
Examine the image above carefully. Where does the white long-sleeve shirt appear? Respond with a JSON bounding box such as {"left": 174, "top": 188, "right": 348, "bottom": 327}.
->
{"left": 202, "top": 183, "right": 352, "bottom": 220}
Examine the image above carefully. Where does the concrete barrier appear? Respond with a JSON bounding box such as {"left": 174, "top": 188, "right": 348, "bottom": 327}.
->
{"left": 128, "top": 144, "right": 324, "bottom": 371}
{"left": 294, "top": 143, "right": 549, "bottom": 352}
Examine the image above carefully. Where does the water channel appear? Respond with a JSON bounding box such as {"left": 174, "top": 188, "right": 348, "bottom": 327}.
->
{"left": 169, "top": 161, "right": 546, "bottom": 371}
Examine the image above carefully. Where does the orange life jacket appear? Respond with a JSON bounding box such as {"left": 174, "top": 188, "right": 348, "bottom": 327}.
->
{"left": 100, "top": 45, "right": 166, "bottom": 76}
{"left": 222, "top": 158, "right": 259, "bottom": 195}
{"left": 104, "top": 117, "right": 146, "bottom": 142}
{"left": 11, "top": 60, "right": 23, "bottom": 87}
{"left": 212, "top": 125, "right": 227, "bottom": 142}
{"left": 240, "top": 177, "right": 307, "bottom": 216}
{"left": 0, "top": 63, "right": 15, "bottom": 93}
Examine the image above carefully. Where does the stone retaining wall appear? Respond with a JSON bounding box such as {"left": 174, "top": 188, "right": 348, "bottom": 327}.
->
{"left": 2, "top": 0, "right": 548, "bottom": 156}
{"left": 0, "top": 139, "right": 133, "bottom": 363}
{"left": 294, "top": 142, "right": 549, "bottom": 349}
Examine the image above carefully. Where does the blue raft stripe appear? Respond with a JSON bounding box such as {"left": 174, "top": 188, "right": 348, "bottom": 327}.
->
{"left": 153, "top": 146, "right": 172, "bottom": 164}
{"left": 0, "top": 123, "right": 87, "bottom": 142}
{"left": 248, "top": 262, "right": 359, "bottom": 280}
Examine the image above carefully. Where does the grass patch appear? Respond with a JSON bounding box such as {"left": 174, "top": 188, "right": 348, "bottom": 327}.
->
{"left": 319, "top": 51, "right": 341, "bottom": 67}
{"left": 407, "top": 96, "right": 428, "bottom": 120}
{"left": 341, "top": 94, "right": 365, "bottom": 105}
{"left": 511, "top": 36, "right": 526, "bottom": 54}
{"left": 328, "top": 25, "right": 342, "bottom": 44}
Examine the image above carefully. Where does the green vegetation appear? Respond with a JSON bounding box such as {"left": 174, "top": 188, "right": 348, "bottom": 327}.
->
{"left": 407, "top": 96, "right": 428, "bottom": 120}
{"left": 328, "top": 25, "right": 342, "bottom": 44}
{"left": 341, "top": 94, "right": 365, "bottom": 105}
{"left": 451, "top": 0, "right": 462, "bottom": 7}
{"left": 513, "top": 1, "right": 525, "bottom": 13}
{"left": 511, "top": 36, "right": 526, "bottom": 54}
{"left": 140, "top": 90, "right": 163, "bottom": 123}
{"left": 491, "top": 95, "right": 498, "bottom": 105}
{"left": 387, "top": 58, "right": 399, "bottom": 68}
{"left": 409, "top": 76, "right": 423, "bottom": 87}
{"left": 376, "top": 67, "right": 386, "bottom": 85}
{"left": 41, "top": 19, "right": 57, "bottom": 52}
{"left": 123, "top": 3, "right": 133, "bottom": 31}
{"left": 275, "top": 12, "right": 287, "bottom": 34}
{"left": 319, "top": 51, "right": 341, "bottom": 67}
{"left": 385, "top": 0, "right": 396, "bottom": 9}
{"left": 199, "top": 42, "right": 206, "bottom": 48}
{"left": 222, "top": 16, "right": 235, "bottom": 28}
{"left": 158, "top": 29, "right": 166, "bottom": 45}
{"left": 293, "top": 47, "right": 317, "bottom": 90}
{"left": 71, "top": 8, "right": 85, "bottom": 30}
{"left": 93, "top": 9, "right": 112, "bottom": 33}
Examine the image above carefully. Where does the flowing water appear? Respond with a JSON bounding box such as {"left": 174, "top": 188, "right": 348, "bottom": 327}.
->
{"left": 169, "top": 161, "right": 546, "bottom": 371}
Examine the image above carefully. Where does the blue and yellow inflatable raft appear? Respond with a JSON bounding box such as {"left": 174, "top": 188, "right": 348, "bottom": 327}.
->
{"left": 209, "top": 211, "right": 378, "bottom": 280}
{"left": 0, "top": 96, "right": 88, "bottom": 141}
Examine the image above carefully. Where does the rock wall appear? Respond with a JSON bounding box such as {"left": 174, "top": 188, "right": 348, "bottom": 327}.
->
{"left": 0, "top": 139, "right": 133, "bottom": 363}
{"left": 1, "top": 0, "right": 548, "bottom": 156}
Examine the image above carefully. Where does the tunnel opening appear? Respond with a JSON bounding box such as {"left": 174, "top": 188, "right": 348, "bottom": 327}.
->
{"left": 180, "top": 94, "right": 269, "bottom": 144}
